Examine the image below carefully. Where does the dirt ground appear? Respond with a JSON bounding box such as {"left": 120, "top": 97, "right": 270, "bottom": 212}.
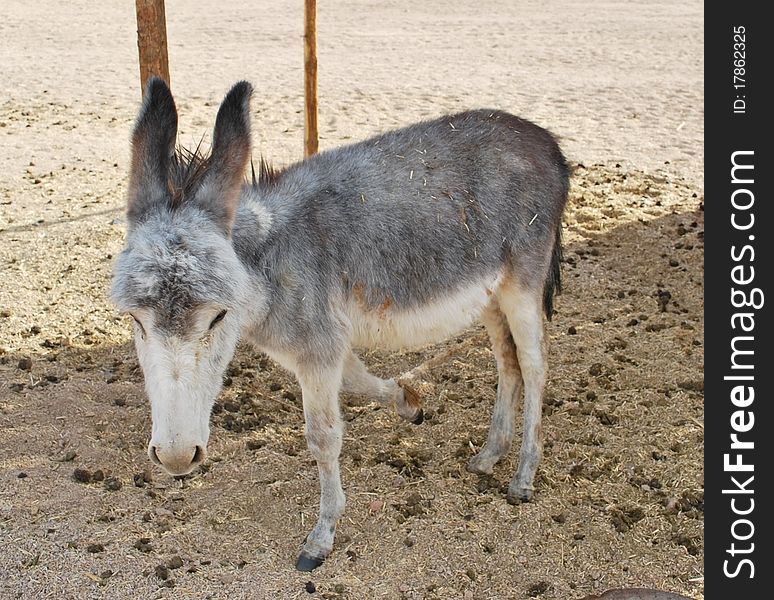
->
{"left": 1, "top": 1, "right": 703, "bottom": 599}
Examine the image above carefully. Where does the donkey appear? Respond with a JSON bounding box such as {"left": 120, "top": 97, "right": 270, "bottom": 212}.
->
{"left": 112, "top": 78, "right": 569, "bottom": 571}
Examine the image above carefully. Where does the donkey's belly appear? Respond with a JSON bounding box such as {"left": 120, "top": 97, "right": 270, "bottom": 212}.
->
{"left": 348, "top": 274, "right": 502, "bottom": 350}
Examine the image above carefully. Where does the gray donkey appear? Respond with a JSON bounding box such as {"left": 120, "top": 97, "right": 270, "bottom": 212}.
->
{"left": 112, "top": 78, "right": 569, "bottom": 571}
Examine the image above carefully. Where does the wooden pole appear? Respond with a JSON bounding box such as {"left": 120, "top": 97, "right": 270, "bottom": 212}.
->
{"left": 135, "top": 0, "right": 170, "bottom": 96}
{"left": 304, "top": 0, "right": 319, "bottom": 156}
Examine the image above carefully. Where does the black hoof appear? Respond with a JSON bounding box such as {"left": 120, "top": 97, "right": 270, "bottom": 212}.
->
{"left": 411, "top": 408, "right": 424, "bottom": 425}
{"left": 506, "top": 488, "right": 534, "bottom": 505}
{"left": 506, "top": 493, "right": 524, "bottom": 506}
{"left": 295, "top": 552, "right": 324, "bottom": 572}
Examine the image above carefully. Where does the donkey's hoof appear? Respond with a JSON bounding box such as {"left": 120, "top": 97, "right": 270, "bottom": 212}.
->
{"left": 467, "top": 454, "right": 494, "bottom": 476}
{"left": 295, "top": 552, "right": 325, "bottom": 572}
{"left": 506, "top": 485, "right": 534, "bottom": 505}
{"left": 396, "top": 380, "right": 423, "bottom": 424}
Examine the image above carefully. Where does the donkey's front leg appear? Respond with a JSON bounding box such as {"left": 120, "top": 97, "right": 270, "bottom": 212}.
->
{"left": 295, "top": 362, "right": 346, "bottom": 571}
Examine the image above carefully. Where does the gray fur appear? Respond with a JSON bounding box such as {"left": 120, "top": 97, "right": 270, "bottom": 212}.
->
{"left": 112, "top": 79, "right": 569, "bottom": 569}
{"left": 238, "top": 109, "right": 567, "bottom": 313}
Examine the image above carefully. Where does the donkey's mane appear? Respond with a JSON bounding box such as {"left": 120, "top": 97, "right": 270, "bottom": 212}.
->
{"left": 252, "top": 156, "right": 283, "bottom": 189}
{"left": 167, "top": 143, "right": 284, "bottom": 209}
{"left": 168, "top": 142, "right": 210, "bottom": 210}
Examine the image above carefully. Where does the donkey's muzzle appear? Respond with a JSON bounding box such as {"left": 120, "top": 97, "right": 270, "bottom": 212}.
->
{"left": 149, "top": 443, "right": 206, "bottom": 475}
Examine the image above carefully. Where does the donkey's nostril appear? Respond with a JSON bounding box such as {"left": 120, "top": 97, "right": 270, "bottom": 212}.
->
{"left": 192, "top": 445, "right": 205, "bottom": 465}
{"left": 149, "top": 445, "right": 162, "bottom": 465}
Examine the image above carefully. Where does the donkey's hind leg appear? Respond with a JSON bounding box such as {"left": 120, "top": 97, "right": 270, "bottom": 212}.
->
{"left": 342, "top": 352, "right": 423, "bottom": 424}
{"left": 498, "top": 278, "right": 548, "bottom": 504}
{"left": 468, "top": 302, "right": 523, "bottom": 475}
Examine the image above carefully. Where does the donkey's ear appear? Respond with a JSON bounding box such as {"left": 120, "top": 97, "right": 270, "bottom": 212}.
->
{"left": 197, "top": 81, "right": 253, "bottom": 235}
{"left": 127, "top": 78, "right": 177, "bottom": 226}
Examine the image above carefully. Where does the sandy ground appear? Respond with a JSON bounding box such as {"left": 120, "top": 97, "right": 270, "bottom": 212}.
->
{"left": 1, "top": 1, "right": 703, "bottom": 599}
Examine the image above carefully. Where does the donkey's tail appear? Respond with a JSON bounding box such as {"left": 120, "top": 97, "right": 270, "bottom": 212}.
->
{"left": 542, "top": 147, "right": 569, "bottom": 321}
{"left": 543, "top": 225, "right": 563, "bottom": 321}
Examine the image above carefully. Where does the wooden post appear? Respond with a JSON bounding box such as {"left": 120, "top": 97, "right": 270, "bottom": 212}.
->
{"left": 135, "top": 0, "right": 170, "bottom": 96}
{"left": 304, "top": 0, "right": 319, "bottom": 156}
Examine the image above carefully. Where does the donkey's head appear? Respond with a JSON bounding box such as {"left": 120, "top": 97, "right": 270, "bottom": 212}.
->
{"left": 112, "top": 79, "right": 256, "bottom": 475}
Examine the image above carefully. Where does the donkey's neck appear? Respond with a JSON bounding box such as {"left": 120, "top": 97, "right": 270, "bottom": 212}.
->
{"left": 231, "top": 187, "right": 276, "bottom": 266}
{"left": 231, "top": 158, "right": 326, "bottom": 260}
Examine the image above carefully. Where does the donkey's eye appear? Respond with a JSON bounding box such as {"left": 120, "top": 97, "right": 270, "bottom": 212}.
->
{"left": 209, "top": 310, "right": 227, "bottom": 330}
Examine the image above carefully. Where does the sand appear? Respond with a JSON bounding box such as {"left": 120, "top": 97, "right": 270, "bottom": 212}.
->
{"left": 1, "top": 1, "right": 703, "bottom": 599}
